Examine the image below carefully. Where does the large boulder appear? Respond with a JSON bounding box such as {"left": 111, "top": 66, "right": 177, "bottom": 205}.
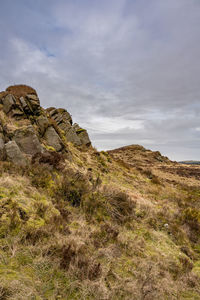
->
{"left": 44, "top": 126, "right": 63, "bottom": 152}
{"left": 13, "top": 125, "right": 43, "bottom": 155}
{"left": 5, "top": 141, "right": 27, "bottom": 166}
{"left": 65, "top": 127, "right": 82, "bottom": 146}
{"left": 1, "top": 85, "right": 42, "bottom": 117}
{"left": 5, "top": 85, "right": 40, "bottom": 114}
{"left": 2, "top": 94, "right": 16, "bottom": 114}
{"left": 73, "top": 124, "right": 91, "bottom": 146}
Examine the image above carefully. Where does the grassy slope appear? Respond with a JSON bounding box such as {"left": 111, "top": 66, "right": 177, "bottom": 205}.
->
{"left": 0, "top": 144, "right": 200, "bottom": 299}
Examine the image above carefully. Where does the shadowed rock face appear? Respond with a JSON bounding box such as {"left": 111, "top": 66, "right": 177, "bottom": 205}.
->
{"left": 0, "top": 84, "right": 91, "bottom": 165}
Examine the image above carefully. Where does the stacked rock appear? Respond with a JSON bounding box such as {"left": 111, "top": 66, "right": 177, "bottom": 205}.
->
{"left": 0, "top": 85, "right": 91, "bottom": 166}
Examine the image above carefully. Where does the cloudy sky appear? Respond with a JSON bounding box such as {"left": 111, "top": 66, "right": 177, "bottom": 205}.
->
{"left": 0, "top": 0, "right": 200, "bottom": 160}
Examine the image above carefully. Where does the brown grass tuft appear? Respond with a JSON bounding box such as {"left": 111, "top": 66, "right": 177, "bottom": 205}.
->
{"left": 6, "top": 84, "right": 37, "bottom": 98}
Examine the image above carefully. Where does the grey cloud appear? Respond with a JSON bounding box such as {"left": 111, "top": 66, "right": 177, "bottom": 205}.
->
{"left": 0, "top": 0, "right": 199, "bottom": 160}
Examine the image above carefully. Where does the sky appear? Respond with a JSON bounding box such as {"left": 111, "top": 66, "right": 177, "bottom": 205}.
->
{"left": 0, "top": 0, "right": 200, "bottom": 161}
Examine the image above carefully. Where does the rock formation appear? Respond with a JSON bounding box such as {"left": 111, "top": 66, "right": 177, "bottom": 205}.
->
{"left": 0, "top": 84, "right": 91, "bottom": 165}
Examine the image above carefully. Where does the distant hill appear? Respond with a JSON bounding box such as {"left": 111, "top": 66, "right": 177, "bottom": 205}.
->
{"left": 179, "top": 160, "right": 200, "bottom": 165}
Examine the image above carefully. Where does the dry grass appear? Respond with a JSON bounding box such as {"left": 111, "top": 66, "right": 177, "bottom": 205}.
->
{"left": 5, "top": 84, "right": 37, "bottom": 98}
{"left": 0, "top": 142, "right": 200, "bottom": 299}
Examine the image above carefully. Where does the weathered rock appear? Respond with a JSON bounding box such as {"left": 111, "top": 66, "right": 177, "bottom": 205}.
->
{"left": 36, "top": 115, "right": 49, "bottom": 135}
{"left": 10, "top": 108, "right": 24, "bottom": 118}
{"left": 73, "top": 124, "right": 91, "bottom": 146}
{"left": 19, "top": 96, "right": 30, "bottom": 114}
{"left": 19, "top": 97, "right": 27, "bottom": 109}
{"left": 3, "top": 124, "right": 16, "bottom": 140}
{"left": 46, "top": 108, "right": 91, "bottom": 146}
{"left": 79, "top": 131, "right": 91, "bottom": 146}
{"left": 2, "top": 94, "right": 16, "bottom": 114}
{"left": 44, "top": 126, "right": 63, "bottom": 152}
{"left": 19, "top": 94, "right": 41, "bottom": 115}
{"left": 65, "top": 127, "right": 82, "bottom": 146}
{"left": 0, "top": 137, "right": 5, "bottom": 160}
{"left": 47, "top": 107, "right": 72, "bottom": 127}
{"left": 5, "top": 141, "right": 27, "bottom": 166}
{"left": 0, "top": 84, "right": 91, "bottom": 164}
{"left": 59, "top": 121, "right": 71, "bottom": 133}
{"left": 14, "top": 125, "right": 43, "bottom": 155}
{"left": 26, "top": 94, "right": 41, "bottom": 115}
{"left": 57, "top": 108, "right": 72, "bottom": 125}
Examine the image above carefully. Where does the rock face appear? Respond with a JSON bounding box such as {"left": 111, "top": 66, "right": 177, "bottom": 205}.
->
{"left": 65, "top": 127, "right": 82, "bottom": 146}
{"left": 0, "top": 84, "right": 91, "bottom": 166}
{"left": 44, "top": 126, "right": 63, "bottom": 152}
{"left": 0, "top": 138, "right": 5, "bottom": 160}
{"left": 14, "top": 126, "right": 43, "bottom": 155}
{"left": 36, "top": 116, "right": 49, "bottom": 136}
{"left": 5, "top": 141, "right": 27, "bottom": 166}
{"left": 2, "top": 94, "right": 16, "bottom": 114}
{"left": 73, "top": 123, "right": 91, "bottom": 146}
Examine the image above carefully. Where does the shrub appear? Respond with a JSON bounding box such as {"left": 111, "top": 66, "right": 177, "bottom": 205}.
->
{"left": 180, "top": 208, "right": 200, "bottom": 243}
{"left": 103, "top": 188, "right": 136, "bottom": 224}
{"left": 32, "top": 151, "right": 64, "bottom": 169}
{"left": 29, "top": 166, "right": 53, "bottom": 189}
{"left": 52, "top": 171, "right": 91, "bottom": 207}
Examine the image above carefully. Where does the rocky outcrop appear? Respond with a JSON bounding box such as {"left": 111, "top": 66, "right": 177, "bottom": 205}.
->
{"left": 0, "top": 84, "right": 91, "bottom": 166}
{"left": 0, "top": 86, "right": 41, "bottom": 118}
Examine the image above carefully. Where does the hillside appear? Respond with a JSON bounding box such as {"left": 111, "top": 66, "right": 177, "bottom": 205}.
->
{"left": 0, "top": 85, "right": 200, "bottom": 299}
